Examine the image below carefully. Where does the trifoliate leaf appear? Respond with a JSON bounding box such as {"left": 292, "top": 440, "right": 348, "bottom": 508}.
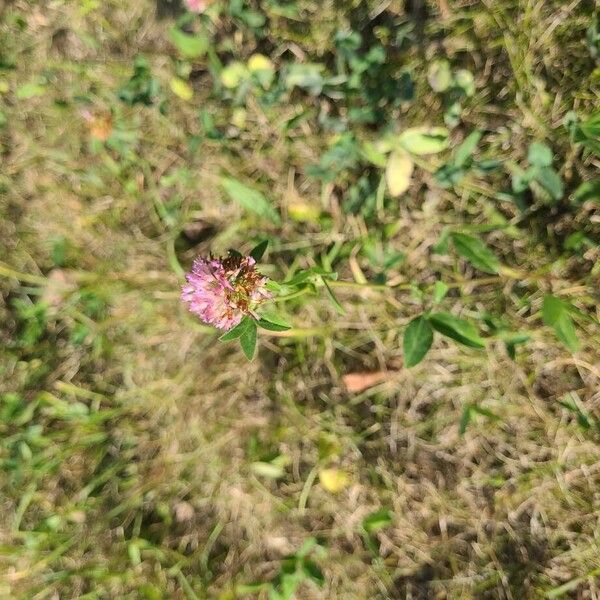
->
{"left": 398, "top": 126, "right": 449, "bottom": 155}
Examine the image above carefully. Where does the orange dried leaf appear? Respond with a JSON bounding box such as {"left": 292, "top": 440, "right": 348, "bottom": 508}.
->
{"left": 342, "top": 371, "right": 389, "bottom": 393}
{"left": 82, "top": 110, "right": 113, "bottom": 141}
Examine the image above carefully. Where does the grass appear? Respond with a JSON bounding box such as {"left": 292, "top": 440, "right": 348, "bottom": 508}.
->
{"left": 1, "top": 0, "right": 600, "bottom": 598}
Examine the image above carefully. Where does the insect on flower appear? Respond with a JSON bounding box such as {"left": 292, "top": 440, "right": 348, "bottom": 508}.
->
{"left": 181, "top": 253, "right": 272, "bottom": 330}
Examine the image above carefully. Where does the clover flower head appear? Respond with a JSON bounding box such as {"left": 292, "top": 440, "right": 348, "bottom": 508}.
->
{"left": 184, "top": 0, "right": 209, "bottom": 13}
{"left": 181, "top": 254, "right": 272, "bottom": 330}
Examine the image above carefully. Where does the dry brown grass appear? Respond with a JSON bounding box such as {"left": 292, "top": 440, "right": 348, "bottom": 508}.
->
{"left": 1, "top": 0, "right": 600, "bottom": 599}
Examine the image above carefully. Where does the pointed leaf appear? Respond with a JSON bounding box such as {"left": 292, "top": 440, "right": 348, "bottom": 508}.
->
{"left": 403, "top": 316, "right": 434, "bottom": 367}
{"left": 169, "top": 27, "right": 208, "bottom": 58}
{"left": 542, "top": 295, "right": 579, "bottom": 352}
{"left": 451, "top": 232, "right": 499, "bottom": 274}
{"left": 541, "top": 294, "right": 564, "bottom": 325}
{"left": 221, "top": 176, "right": 281, "bottom": 224}
{"left": 572, "top": 180, "right": 600, "bottom": 205}
{"left": 250, "top": 239, "right": 269, "bottom": 261}
{"left": 257, "top": 319, "right": 289, "bottom": 331}
{"left": 454, "top": 130, "right": 482, "bottom": 167}
{"left": 459, "top": 404, "right": 472, "bottom": 436}
{"left": 257, "top": 310, "right": 291, "bottom": 332}
{"left": 432, "top": 281, "right": 449, "bottom": 304}
{"left": 258, "top": 310, "right": 291, "bottom": 327}
{"left": 322, "top": 278, "right": 345, "bottom": 315}
{"left": 219, "top": 317, "right": 251, "bottom": 341}
{"left": 362, "top": 508, "right": 392, "bottom": 534}
{"left": 536, "top": 166, "right": 563, "bottom": 201}
{"left": 528, "top": 142, "right": 553, "bottom": 167}
{"left": 302, "top": 559, "right": 325, "bottom": 586}
{"left": 239, "top": 319, "right": 258, "bottom": 360}
{"left": 428, "top": 312, "right": 485, "bottom": 348}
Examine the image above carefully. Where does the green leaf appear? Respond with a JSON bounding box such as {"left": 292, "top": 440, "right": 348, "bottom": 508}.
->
{"left": 284, "top": 63, "right": 326, "bottom": 95}
{"left": 296, "top": 537, "right": 319, "bottom": 558}
{"left": 459, "top": 404, "right": 472, "bottom": 436}
{"left": 460, "top": 403, "right": 500, "bottom": 435}
{"left": 257, "top": 319, "right": 289, "bottom": 332}
{"left": 220, "top": 61, "right": 249, "bottom": 89}
{"left": 428, "top": 312, "right": 485, "bottom": 348}
{"left": 117, "top": 57, "right": 160, "bottom": 106}
{"left": 283, "top": 270, "right": 313, "bottom": 287}
{"left": 250, "top": 239, "right": 269, "bottom": 261}
{"left": 257, "top": 310, "right": 291, "bottom": 331}
{"left": 360, "top": 142, "right": 387, "bottom": 167}
{"left": 432, "top": 281, "right": 449, "bottom": 304}
{"left": 579, "top": 111, "right": 600, "bottom": 139}
{"left": 511, "top": 167, "right": 535, "bottom": 194}
{"left": 527, "top": 142, "right": 553, "bottom": 167}
{"left": 16, "top": 82, "right": 46, "bottom": 99}
{"left": 221, "top": 176, "right": 281, "bottom": 224}
{"left": 572, "top": 180, "right": 600, "bottom": 205}
{"left": 541, "top": 294, "right": 564, "bottom": 324}
{"left": 503, "top": 332, "right": 530, "bottom": 360}
{"left": 573, "top": 115, "right": 600, "bottom": 156}
{"left": 138, "top": 583, "right": 163, "bottom": 600}
{"left": 239, "top": 319, "right": 258, "bottom": 360}
{"left": 169, "top": 27, "right": 208, "bottom": 58}
{"left": 450, "top": 232, "right": 499, "bottom": 274}
{"left": 542, "top": 295, "right": 579, "bottom": 352}
{"left": 427, "top": 59, "right": 453, "bottom": 93}
{"left": 403, "top": 316, "right": 434, "bottom": 367}
{"left": 398, "top": 126, "right": 449, "bottom": 155}
{"left": 322, "top": 278, "right": 345, "bottom": 315}
{"left": 128, "top": 542, "right": 141, "bottom": 566}
{"left": 454, "top": 130, "right": 482, "bottom": 167}
{"left": 432, "top": 227, "right": 451, "bottom": 254}
{"left": 535, "top": 167, "right": 564, "bottom": 201}
{"left": 236, "top": 583, "right": 268, "bottom": 594}
{"left": 362, "top": 508, "right": 392, "bottom": 534}
{"left": 559, "top": 393, "right": 594, "bottom": 430}
{"left": 454, "top": 69, "right": 475, "bottom": 96}
{"left": 248, "top": 54, "right": 275, "bottom": 89}
{"left": 471, "top": 404, "right": 501, "bottom": 422}
{"left": 302, "top": 559, "right": 324, "bottom": 586}
{"left": 259, "top": 310, "right": 290, "bottom": 326}
{"left": 219, "top": 317, "right": 252, "bottom": 341}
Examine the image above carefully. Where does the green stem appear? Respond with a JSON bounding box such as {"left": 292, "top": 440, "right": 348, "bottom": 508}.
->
{"left": 328, "top": 280, "right": 392, "bottom": 291}
{"left": 274, "top": 287, "right": 312, "bottom": 302}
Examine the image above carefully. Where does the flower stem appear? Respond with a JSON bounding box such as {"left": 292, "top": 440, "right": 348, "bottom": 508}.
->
{"left": 274, "top": 287, "right": 312, "bottom": 302}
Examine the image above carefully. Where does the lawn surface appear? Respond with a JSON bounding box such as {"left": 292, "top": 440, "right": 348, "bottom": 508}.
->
{"left": 1, "top": 0, "right": 600, "bottom": 598}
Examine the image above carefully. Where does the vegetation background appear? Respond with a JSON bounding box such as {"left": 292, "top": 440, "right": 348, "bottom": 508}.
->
{"left": 1, "top": 0, "right": 599, "bottom": 598}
